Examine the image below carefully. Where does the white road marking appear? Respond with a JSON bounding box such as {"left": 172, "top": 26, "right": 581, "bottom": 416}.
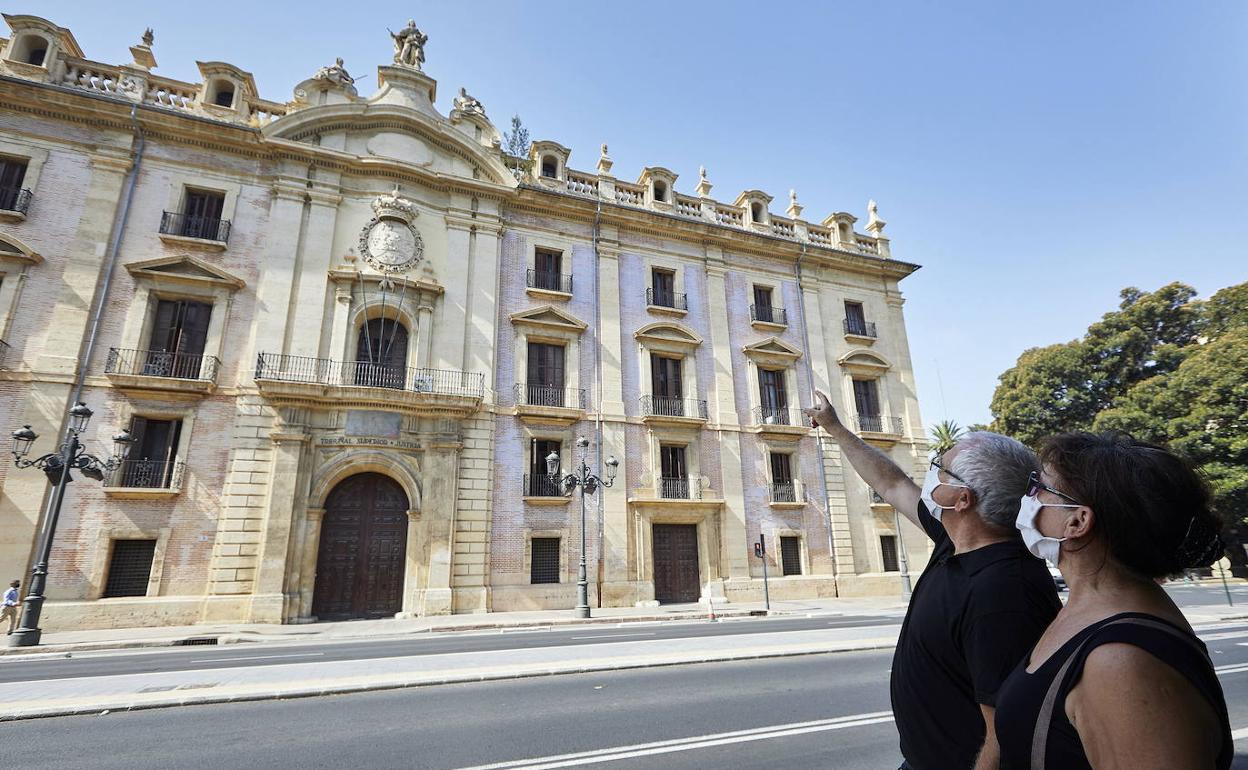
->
{"left": 569, "top": 633, "right": 657, "bottom": 640}
{"left": 451, "top": 711, "right": 895, "bottom": 769}
{"left": 1197, "top": 630, "right": 1248, "bottom": 642}
{"left": 1215, "top": 663, "right": 1248, "bottom": 675}
{"left": 1232, "top": 727, "right": 1248, "bottom": 742}
{"left": 188, "top": 653, "right": 324, "bottom": 663}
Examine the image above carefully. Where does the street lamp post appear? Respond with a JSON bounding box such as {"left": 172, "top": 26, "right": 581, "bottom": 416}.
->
{"left": 9, "top": 402, "right": 133, "bottom": 647}
{"left": 547, "top": 436, "right": 618, "bottom": 619}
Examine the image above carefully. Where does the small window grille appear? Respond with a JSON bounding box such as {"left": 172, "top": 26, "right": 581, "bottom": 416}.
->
{"left": 880, "top": 535, "right": 900, "bottom": 572}
{"left": 780, "top": 536, "right": 802, "bottom": 576}
{"left": 530, "top": 537, "right": 560, "bottom": 584}
{"left": 103, "top": 539, "right": 157, "bottom": 597}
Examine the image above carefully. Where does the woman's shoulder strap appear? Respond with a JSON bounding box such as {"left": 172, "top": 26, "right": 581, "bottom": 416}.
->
{"left": 1029, "top": 615, "right": 1209, "bottom": 770}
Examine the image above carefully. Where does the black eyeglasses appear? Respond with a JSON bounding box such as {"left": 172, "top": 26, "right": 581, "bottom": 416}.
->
{"left": 930, "top": 456, "right": 968, "bottom": 485}
{"left": 1025, "top": 471, "right": 1083, "bottom": 506}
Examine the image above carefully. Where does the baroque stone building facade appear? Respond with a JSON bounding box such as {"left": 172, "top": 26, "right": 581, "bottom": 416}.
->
{"left": 0, "top": 15, "right": 930, "bottom": 630}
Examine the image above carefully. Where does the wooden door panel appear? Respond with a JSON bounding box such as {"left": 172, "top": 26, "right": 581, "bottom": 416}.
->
{"left": 313, "top": 473, "right": 410, "bottom": 621}
{"left": 652, "top": 524, "right": 699, "bottom": 604}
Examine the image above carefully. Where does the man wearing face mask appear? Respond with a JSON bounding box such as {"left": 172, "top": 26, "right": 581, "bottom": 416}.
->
{"left": 805, "top": 392, "right": 1061, "bottom": 770}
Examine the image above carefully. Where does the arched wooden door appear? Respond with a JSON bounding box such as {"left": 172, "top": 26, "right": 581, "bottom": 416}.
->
{"left": 312, "top": 473, "right": 409, "bottom": 621}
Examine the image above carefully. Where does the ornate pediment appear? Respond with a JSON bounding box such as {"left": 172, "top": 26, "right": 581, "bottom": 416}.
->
{"left": 510, "top": 305, "right": 587, "bottom": 334}
{"left": 743, "top": 336, "right": 802, "bottom": 363}
{"left": 126, "top": 255, "right": 245, "bottom": 290}
{"left": 634, "top": 322, "right": 702, "bottom": 348}
{"left": 838, "top": 348, "right": 892, "bottom": 375}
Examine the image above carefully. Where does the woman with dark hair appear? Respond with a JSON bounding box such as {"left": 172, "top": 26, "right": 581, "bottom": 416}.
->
{"left": 994, "top": 431, "right": 1232, "bottom": 769}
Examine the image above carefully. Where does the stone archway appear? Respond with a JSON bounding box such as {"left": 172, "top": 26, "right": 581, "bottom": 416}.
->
{"left": 312, "top": 472, "right": 410, "bottom": 621}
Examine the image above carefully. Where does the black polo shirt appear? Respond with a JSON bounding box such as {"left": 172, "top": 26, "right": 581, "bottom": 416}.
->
{"left": 890, "top": 502, "right": 1061, "bottom": 770}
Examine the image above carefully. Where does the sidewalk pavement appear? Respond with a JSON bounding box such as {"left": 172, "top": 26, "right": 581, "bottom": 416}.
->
{"left": 4, "top": 581, "right": 1245, "bottom": 657}
{"left": 0, "top": 624, "right": 906, "bottom": 720}
{"left": 0, "top": 595, "right": 915, "bottom": 657}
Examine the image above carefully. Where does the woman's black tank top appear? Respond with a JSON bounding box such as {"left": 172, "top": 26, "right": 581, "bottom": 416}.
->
{"left": 995, "top": 611, "right": 1231, "bottom": 769}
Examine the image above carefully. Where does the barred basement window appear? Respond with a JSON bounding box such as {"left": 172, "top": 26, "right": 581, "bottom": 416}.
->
{"left": 530, "top": 537, "right": 560, "bottom": 584}
{"left": 103, "top": 539, "right": 157, "bottom": 597}
{"left": 780, "top": 536, "right": 802, "bottom": 576}
{"left": 880, "top": 535, "right": 900, "bottom": 572}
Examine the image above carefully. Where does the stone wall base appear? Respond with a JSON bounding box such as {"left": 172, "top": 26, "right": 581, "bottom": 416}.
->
{"left": 835, "top": 572, "right": 909, "bottom": 598}
{"left": 42, "top": 597, "right": 204, "bottom": 632}
{"left": 721, "top": 575, "right": 840, "bottom": 603}
{"left": 491, "top": 584, "right": 601, "bottom": 612}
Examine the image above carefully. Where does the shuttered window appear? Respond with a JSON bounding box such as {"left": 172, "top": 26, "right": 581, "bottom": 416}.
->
{"left": 103, "top": 539, "right": 157, "bottom": 597}
{"left": 530, "top": 538, "right": 560, "bottom": 584}
{"left": 880, "top": 535, "right": 900, "bottom": 572}
{"left": 780, "top": 536, "right": 802, "bottom": 576}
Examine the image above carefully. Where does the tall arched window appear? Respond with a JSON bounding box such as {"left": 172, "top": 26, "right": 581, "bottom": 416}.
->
{"left": 354, "top": 317, "right": 409, "bottom": 389}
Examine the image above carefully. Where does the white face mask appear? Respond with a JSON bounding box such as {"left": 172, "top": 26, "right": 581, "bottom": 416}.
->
{"left": 920, "top": 465, "right": 970, "bottom": 522}
{"left": 1016, "top": 494, "right": 1077, "bottom": 564}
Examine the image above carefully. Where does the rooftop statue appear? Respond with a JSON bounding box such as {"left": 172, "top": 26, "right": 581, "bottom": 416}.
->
{"left": 389, "top": 20, "right": 428, "bottom": 70}
{"left": 314, "top": 57, "right": 355, "bottom": 87}
{"left": 453, "top": 86, "right": 485, "bottom": 116}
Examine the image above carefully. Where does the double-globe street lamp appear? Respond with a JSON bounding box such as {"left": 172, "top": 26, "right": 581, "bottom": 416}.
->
{"left": 9, "top": 402, "right": 134, "bottom": 647}
{"left": 546, "top": 436, "right": 618, "bottom": 619}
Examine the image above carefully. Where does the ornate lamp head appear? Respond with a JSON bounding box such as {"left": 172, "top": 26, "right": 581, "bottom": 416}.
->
{"left": 605, "top": 456, "right": 619, "bottom": 483}
{"left": 11, "top": 425, "right": 37, "bottom": 459}
{"left": 545, "top": 450, "right": 561, "bottom": 478}
{"left": 68, "top": 402, "right": 93, "bottom": 434}
{"left": 112, "top": 429, "right": 135, "bottom": 462}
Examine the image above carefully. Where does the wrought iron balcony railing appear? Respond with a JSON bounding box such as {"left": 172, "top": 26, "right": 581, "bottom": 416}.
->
{"left": 160, "top": 210, "right": 231, "bottom": 243}
{"left": 254, "top": 353, "right": 485, "bottom": 398}
{"left": 856, "top": 414, "right": 904, "bottom": 434}
{"left": 640, "top": 395, "right": 708, "bottom": 420}
{"left": 871, "top": 488, "right": 887, "bottom": 505}
{"left": 0, "top": 339, "right": 10, "bottom": 370}
{"left": 770, "top": 481, "right": 801, "bottom": 503}
{"left": 0, "top": 187, "right": 32, "bottom": 215}
{"left": 526, "top": 269, "right": 573, "bottom": 294}
{"left": 524, "top": 473, "right": 567, "bottom": 498}
{"left": 106, "top": 347, "right": 220, "bottom": 382}
{"left": 514, "top": 383, "right": 586, "bottom": 409}
{"left": 843, "top": 318, "right": 878, "bottom": 338}
{"left": 110, "top": 459, "right": 185, "bottom": 490}
{"left": 646, "top": 287, "right": 688, "bottom": 311}
{"left": 754, "top": 405, "right": 803, "bottom": 427}
{"left": 659, "top": 476, "right": 702, "bottom": 500}
{"left": 750, "top": 304, "right": 787, "bottom": 325}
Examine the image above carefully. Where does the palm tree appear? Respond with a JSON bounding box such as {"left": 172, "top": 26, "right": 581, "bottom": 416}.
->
{"left": 929, "top": 419, "right": 966, "bottom": 455}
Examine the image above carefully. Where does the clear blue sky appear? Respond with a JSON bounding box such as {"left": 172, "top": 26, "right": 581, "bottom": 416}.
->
{"left": 41, "top": 1, "right": 1248, "bottom": 426}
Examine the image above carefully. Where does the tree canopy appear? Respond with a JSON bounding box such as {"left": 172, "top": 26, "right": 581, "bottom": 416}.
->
{"left": 990, "top": 281, "right": 1248, "bottom": 568}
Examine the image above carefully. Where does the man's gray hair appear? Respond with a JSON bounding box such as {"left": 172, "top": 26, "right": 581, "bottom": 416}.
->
{"left": 949, "top": 431, "right": 1040, "bottom": 529}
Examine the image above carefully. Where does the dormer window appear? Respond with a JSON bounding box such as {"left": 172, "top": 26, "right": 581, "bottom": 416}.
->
{"left": 540, "top": 156, "right": 558, "bottom": 178}
{"left": 750, "top": 201, "right": 765, "bottom": 224}
{"left": 207, "top": 80, "right": 235, "bottom": 108}
{"left": 653, "top": 181, "right": 668, "bottom": 202}
{"left": 10, "top": 34, "right": 48, "bottom": 67}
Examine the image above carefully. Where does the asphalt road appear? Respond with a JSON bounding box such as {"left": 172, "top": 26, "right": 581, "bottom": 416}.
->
{"left": 0, "top": 613, "right": 898, "bottom": 684}
{"left": 2, "top": 624, "right": 1245, "bottom": 770}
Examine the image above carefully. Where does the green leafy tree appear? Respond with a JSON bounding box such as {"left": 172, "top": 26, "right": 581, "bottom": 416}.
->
{"left": 502, "top": 114, "right": 530, "bottom": 158}
{"left": 990, "top": 280, "right": 1247, "bottom": 574}
{"left": 990, "top": 282, "right": 1200, "bottom": 445}
{"left": 929, "top": 420, "right": 966, "bottom": 455}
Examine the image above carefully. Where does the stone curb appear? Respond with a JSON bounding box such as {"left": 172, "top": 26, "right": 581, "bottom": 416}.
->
{"left": 0, "top": 608, "right": 780, "bottom": 657}
{"left": 0, "top": 636, "right": 899, "bottom": 721}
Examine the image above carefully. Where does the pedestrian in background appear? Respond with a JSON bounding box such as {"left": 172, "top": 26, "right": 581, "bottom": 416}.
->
{"left": 805, "top": 392, "right": 1060, "bottom": 770}
{"left": 2, "top": 579, "right": 19, "bottom": 635}
{"left": 995, "top": 431, "right": 1232, "bottom": 769}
